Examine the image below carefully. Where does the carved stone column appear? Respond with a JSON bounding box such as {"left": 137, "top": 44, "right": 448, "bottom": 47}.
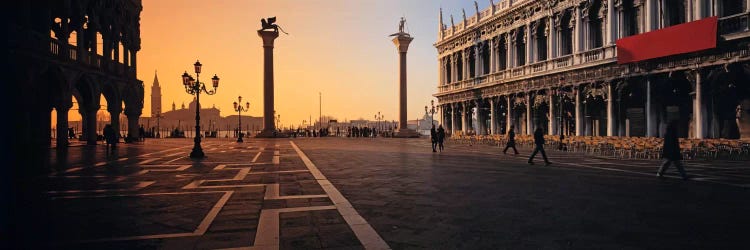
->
{"left": 109, "top": 105, "right": 122, "bottom": 141}
{"left": 451, "top": 103, "right": 458, "bottom": 135}
{"left": 575, "top": 86, "right": 583, "bottom": 136}
{"left": 507, "top": 95, "right": 513, "bottom": 133}
{"left": 689, "top": 70, "right": 707, "bottom": 139}
{"left": 490, "top": 97, "right": 497, "bottom": 134}
{"left": 646, "top": 77, "right": 656, "bottom": 137}
{"left": 549, "top": 90, "right": 557, "bottom": 135}
{"left": 526, "top": 93, "right": 532, "bottom": 135}
{"left": 56, "top": 101, "right": 73, "bottom": 148}
{"left": 607, "top": 83, "right": 615, "bottom": 136}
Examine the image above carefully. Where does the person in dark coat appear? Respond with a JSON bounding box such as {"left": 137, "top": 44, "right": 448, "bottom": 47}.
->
{"left": 103, "top": 124, "right": 117, "bottom": 152}
{"left": 430, "top": 125, "right": 437, "bottom": 152}
{"left": 503, "top": 125, "right": 519, "bottom": 154}
{"left": 657, "top": 121, "right": 688, "bottom": 180}
{"left": 528, "top": 126, "right": 551, "bottom": 166}
{"left": 437, "top": 125, "right": 446, "bottom": 152}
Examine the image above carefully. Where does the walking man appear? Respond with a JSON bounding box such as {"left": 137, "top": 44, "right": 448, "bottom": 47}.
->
{"left": 437, "top": 125, "right": 446, "bottom": 152}
{"left": 528, "top": 126, "right": 551, "bottom": 166}
{"left": 503, "top": 125, "right": 519, "bottom": 155}
{"left": 430, "top": 124, "right": 437, "bottom": 152}
{"left": 657, "top": 121, "right": 689, "bottom": 180}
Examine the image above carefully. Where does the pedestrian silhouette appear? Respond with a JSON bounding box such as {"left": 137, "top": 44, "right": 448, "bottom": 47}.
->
{"left": 657, "top": 120, "right": 688, "bottom": 180}
{"left": 503, "top": 125, "right": 519, "bottom": 155}
{"left": 528, "top": 126, "right": 551, "bottom": 166}
{"left": 103, "top": 124, "right": 117, "bottom": 152}
{"left": 430, "top": 125, "right": 438, "bottom": 152}
{"left": 437, "top": 125, "right": 445, "bottom": 152}
{"left": 138, "top": 125, "right": 146, "bottom": 142}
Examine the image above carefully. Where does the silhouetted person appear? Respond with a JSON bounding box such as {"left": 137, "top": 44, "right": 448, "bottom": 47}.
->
{"left": 68, "top": 127, "right": 75, "bottom": 139}
{"left": 657, "top": 121, "right": 688, "bottom": 180}
{"left": 138, "top": 125, "right": 146, "bottom": 142}
{"left": 528, "top": 126, "right": 551, "bottom": 166}
{"left": 437, "top": 125, "right": 445, "bottom": 152}
{"left": 103, "top": 124, "right": 117, "bottom": 152}
{"left": 503, "top": 125, "right": 519, "bottom": 155}
{"left": 430, "top": 125, "right": 437, "bottom": 152}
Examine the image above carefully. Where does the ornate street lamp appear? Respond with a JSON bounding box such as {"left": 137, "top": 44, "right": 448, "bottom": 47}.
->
{"left": 181, "top": 60, "right": 219, "bottom": 158}
{"left": 374, "top": 111, "right": 384, "bottom": 131}
{"left": 425, "top": 100, "right": 436, "bottom": 126}
{"left": 233, "top": 96, "right": 250, "bottom": 142}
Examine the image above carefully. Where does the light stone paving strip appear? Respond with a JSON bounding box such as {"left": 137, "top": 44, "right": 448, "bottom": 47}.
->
{"left": 68, "top": 191, "right": 234, "bottom": 243}
{"left": 289, "top": 141, "right": 391, "bottom": 250}
{"left": 47, "top": 181, "right": 156, "bottom": 194}
{"left": 250, "top": 206, "right": 338, "bottom": 250}
{"left": 252, "top": 152, "right": 261, "bottom": 163}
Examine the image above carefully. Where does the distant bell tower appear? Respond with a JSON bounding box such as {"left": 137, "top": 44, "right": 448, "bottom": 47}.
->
{"left": 151, "top": 70, "right": 162, "bottom": 117}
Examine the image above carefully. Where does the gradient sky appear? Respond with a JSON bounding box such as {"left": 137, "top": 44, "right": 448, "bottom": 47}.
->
{"left": 68, "top": 0, "right": 489, "bottom": 128}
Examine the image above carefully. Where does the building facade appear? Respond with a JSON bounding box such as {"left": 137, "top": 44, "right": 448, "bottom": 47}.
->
{"left": 435, "top": 0, "right": 750, "bottom": 139}
{"left": 9, "top": 0, "right": 144, "bottom": 174}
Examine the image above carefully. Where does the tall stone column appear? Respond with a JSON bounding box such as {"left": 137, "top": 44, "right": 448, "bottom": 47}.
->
{"left": 109, "top": 107, "right": 122, "bottom": 140}
{"left": 475, "top": 100, "right": 484, "bottom": 135}
{"left": 692, "top": 70, "right": 706, "bottom": 139}
{"left": 526, "top": 94, "right": 532, "bottom": 134}
{"left": 84, "top": 108, "right": 98, "bottom": 145}
{"left": 461, "top": 104, "right": 468, "bottom": 134}
{"left": 606, "top": 0, "right": 616, "bottom": 45}
{"left": 549, "top": 91, "right": 557, "bottom": 135}
{"left": 507, "top": 96, "right": 513, "bottom": 133}
{"left": 490, "top": 98, "right": 497, "bottom": 134}
{"left": 256, "top": 30, "right": 280, "bottom": 137}
{"left": 124, "top": 104, "right": 141, "bottom": 142}
{"left": 489, "top": 39, "right": 496, "bottom": 74}
{"left": 451, "top": 103, "right": 458, "bottom": 135}
{"left": 607, "top": 83, "right": 615, "bottom": 136}
{"left": 646, "top": 78, "right": 656, "bottom": 137}
{"left": 575, "top": 87, "right": 583, "bottom": 136}
{"left": 56, "top": 104, "right": 71, "bottom": 148}
{"left": 392, "top": 32, "right": 419, "bottom": 137}
{"left": 573, "top": 7, "right": 582, "bottom": 54}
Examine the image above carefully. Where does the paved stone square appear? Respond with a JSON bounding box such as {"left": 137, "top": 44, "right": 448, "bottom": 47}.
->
{"left": 9, "top": 137, "right": 750, "bottom": 249}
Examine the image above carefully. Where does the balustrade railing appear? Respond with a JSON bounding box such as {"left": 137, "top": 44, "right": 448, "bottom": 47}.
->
{"left": 47, "top": 37, "right": 129, "bottom": 76}
{"left": 719, "top": 12, "right": 750, "bottom": 35}
{"left": 438, "top": 45, "right": 617, "bottom": 93}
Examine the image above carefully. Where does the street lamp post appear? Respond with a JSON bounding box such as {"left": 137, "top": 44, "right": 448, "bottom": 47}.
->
{"left": 181, "top": 60, "right": 219, "bottom": 158}
{"left": 426, "top": 100, "right": 436, "bottom": 126}
{"left": 156, "top": 109, "right": 161, "bottom": 138}
{"left": 234, "top": 96, "right": 250, "bottom": 142}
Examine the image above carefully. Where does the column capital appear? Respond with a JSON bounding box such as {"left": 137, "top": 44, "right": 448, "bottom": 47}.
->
{"left": 258, "top": 30, "right": 280, "bottom": 47}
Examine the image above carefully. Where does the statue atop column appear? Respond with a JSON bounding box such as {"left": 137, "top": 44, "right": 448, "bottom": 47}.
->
{"left": 259, "top": 16, "right": 288, "bottom": 35}
{"left": 390, "top": 17, "right": 410, "bottom": 37}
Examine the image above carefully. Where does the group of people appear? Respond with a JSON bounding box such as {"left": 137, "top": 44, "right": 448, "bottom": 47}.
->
{"left": 429, "top": 125, "right": 446, "bottom": 152}
{"left": 434, "top": 121, "right": 689, "bottom": 180}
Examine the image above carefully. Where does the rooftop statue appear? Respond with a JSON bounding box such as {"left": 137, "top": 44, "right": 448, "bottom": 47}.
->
{"left": 259, "top": 16, "right": 288, "bottom": 35}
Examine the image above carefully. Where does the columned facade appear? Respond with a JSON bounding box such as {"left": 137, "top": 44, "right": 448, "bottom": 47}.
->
{"left": 9, "top": 1, "right": 144, "bottom": 175}
{"left": 435, "top": 0, "right": 750, "bottom": 140}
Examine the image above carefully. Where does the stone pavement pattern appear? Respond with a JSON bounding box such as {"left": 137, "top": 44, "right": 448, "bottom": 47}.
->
{"left": 10, "top": 137, "right": 750, "bottom": 249}
{"left": 294, "top": 138, "right": 750, "bottom": 249}
{"left": 15, "top": 138, "right": 375, "bottom": 249}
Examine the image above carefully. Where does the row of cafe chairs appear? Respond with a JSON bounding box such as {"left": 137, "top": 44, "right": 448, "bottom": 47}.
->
{"left": 448, "top": 132, "right": 750, "bottom": 161}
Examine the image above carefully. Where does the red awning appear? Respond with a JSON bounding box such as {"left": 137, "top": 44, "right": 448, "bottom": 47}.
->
{"left": 616, "top": 16, "right": 718, "bottom": 64}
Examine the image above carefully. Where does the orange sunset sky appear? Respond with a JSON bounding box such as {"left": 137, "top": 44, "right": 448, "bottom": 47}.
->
{"left": 62, "top": 0, "right": 483, "bottom": 128}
